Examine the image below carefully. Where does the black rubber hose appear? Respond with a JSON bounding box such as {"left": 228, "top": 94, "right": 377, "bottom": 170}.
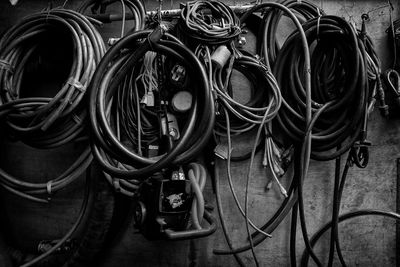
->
{"left": 89, "top": 27, "right": 215, "bottom": 179}
{"left": 214, "top": 1, "right": 311, "bottom": 256}
{"left": 274, "top": 16, "right": 367, "bottom": 161}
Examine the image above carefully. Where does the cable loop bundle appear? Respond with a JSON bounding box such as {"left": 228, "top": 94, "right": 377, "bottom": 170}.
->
{"left": 0, "top": 9, "right": 105, "bottom": 202}
{"left": 77, "top": 0, "right": 146, "bottom": 33}
{"left": 89, "top": 27, "right": 215, "bottom": 180}
{"left": 179, "top": 0, "right": 241, "bottom": 45}
{"left": 274, "top": 15, "right": 368, "bottom": 160}
{"left": 215, "top": 54, "right": 282, "bottom": 135}
{"left": 0, "top": 8, "right": 105, "bottom": 148}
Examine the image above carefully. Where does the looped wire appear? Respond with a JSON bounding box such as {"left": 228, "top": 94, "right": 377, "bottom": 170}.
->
{"left": 46, "top": 180, "right": 53, "bottom": 195}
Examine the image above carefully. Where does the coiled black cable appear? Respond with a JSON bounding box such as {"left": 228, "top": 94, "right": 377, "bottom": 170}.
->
{"left": 275, "top": 15, "right": 367, "bottom": 161}
{"left": 89, "top": 26, "right": 215, "bottom": 179}
{"left": 240, "top": 0, "right": 321, "bottom": 70}
{"left": 0, "top": 9, "right": 105, "bottom": 201}
{"left": 77, "top": 0, "right": 146, "bottom": 33}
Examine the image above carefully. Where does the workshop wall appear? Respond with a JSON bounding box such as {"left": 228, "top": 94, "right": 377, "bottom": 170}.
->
{"left": 0, "top": 0, "right": 399, "bottom": 266}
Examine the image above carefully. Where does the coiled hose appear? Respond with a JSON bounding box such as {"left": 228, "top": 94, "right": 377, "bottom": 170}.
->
{"left": 240, "top": 0, "right": 321, "bottom": 70}
{"left": 89, "top": 26, "right": 215, "bottom": 181}
{"left": 178, "top": 0, "right": 241, "bottom": 46}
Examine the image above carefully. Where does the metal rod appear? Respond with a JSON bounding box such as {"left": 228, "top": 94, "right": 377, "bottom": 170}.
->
{"left": 89, "top": 5, "right": 255, "bottom": 23}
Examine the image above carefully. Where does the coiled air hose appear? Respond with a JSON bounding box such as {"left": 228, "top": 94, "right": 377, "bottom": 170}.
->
{"left": 0, "top": 9, "right": 105, "bottom": 201}
{"left": 89, "top": 26, "right": 215, "bottom": 181}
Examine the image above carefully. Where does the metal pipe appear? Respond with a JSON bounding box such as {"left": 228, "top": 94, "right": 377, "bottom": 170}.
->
{"left": 89, "top": 4, "right": 255, "bottom": 23}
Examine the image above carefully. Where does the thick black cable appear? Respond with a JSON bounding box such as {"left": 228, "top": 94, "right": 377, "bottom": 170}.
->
{"left": 213, "top": 2, "right": 311, "bottom": 257}
{"left": 89, "top": 28, "right": 214, "bottom": 179}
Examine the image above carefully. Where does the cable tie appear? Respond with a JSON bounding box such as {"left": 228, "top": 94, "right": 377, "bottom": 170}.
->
{"left": 46, "top": 180, "right": 53, "bottom": 195}
{"left": 72, "top": 113, "right": 82, "bottom": 125}
{"left": 67, "top": 77, "right": 86, "bottom": 92}
{"left": 0, "top": 59, "right": 14, "bottom": 73}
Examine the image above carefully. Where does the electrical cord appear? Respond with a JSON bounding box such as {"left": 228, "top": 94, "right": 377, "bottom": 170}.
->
{"left": 18, "top": 167, "right": 92, "bottom": 267}
{"left": 0, "top": 161, "right": 114, "bottom": 267}
{"left": 89, "top": 27, "right": 215, "bottom": 180}
{"left": 178, "top": 0, "right": 241, "bottom": 46}
{"left": 213, "top": 1, "right": 310, "bottom": 259}
{"left": 0, "top": 8, "right": 105, "bottom": 201}
{"left": 0, "top": 9, "right": 105, "bottom": 147}
{"left": 300, "top": 209, "right": 400, "bottom": 266}
{"left": 240, "top": 0, "right": 322, "bottom": 71}
{"left": 274, "top": 15, "right": 367, "bottom": 161}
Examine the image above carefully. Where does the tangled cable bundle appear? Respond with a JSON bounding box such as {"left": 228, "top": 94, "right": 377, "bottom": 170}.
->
{"left": 274, "top": 15, "right": 368, "bottom": 161}
{"left": 179, "top": 0, "right": 241, "bottom": 45}
{"left": 0, "top": 8, "right": 105, "bottom": 148}
{"left": 0, "top": 9, "right": 106, "bottom": 202}
{"left": 77, "top": 0, "right": 146, "bottom": 34}
{"left": 89, "top": 27, "right": 215, "bottom": 183}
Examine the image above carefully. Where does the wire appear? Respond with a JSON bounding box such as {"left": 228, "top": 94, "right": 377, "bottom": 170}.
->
{"left": 0, "top": 8, "right": 105, "bottom": 201}
{"left": 300, "top": 209, "right": 400, "bottom": 266}
{"left": 89, "top": 28, "right": 215, "bottom": 181}
{"left": 77, "top": 0, "right": 146, "bottom": 33}
{"left": 179, "top": 0, "right": 241, "bottom": 45}
{"left": 19, "top": 166, "right": 92, "bottom": 267}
